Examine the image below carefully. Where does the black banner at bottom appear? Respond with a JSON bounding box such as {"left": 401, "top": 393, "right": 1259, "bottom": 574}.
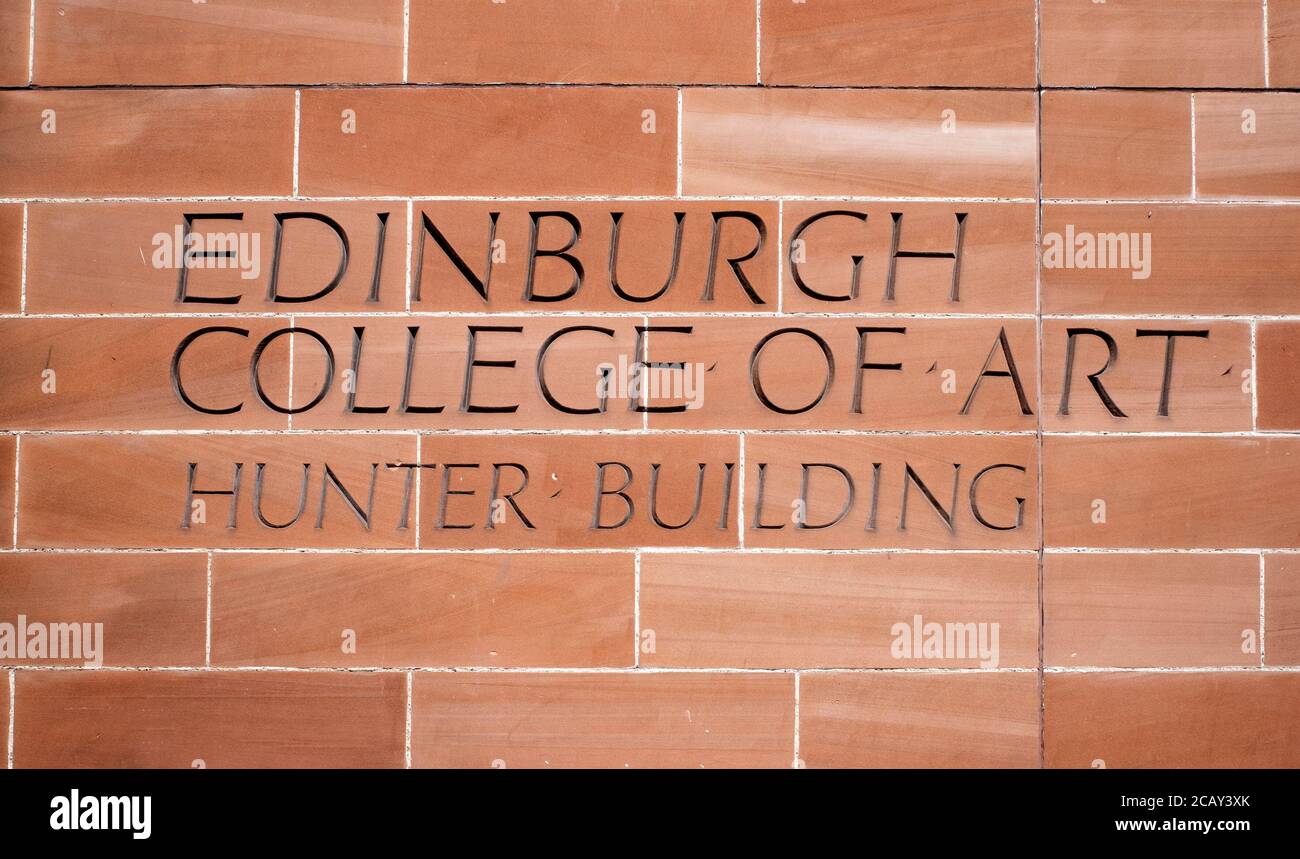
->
{"left": 0, "top": 768, "right": 1287, "bottom": 846}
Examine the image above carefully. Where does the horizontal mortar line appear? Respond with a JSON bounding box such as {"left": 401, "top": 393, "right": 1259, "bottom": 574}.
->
{"left": 11, "top": 546, "right": 1287, "bottom": 556}
{"left": 1045, "top": 547, "right": 1292, "bottom": 555}
{"left": 8, "top": 196, "right": 410, "bottom": 204}
{"left": 1, "top": 428, "right": 1040, "bottom": 435}
{"left": 1042, "top": 665, "right": 1300, "bottom": 673}
{"left": 1, "top": 82, "right": 1047, "bottom": 92}
{"left": 1041, "top": 431, "right": 1294, "bottom": 437}
{"left": 604, "top": 428, "right": 1038, "bottom": 436}
{"left": 0, "top": 665, "right": 1041, "bottom": 674}
{"left": 0, "top": 312, "right": 636, "bottom": 320}
{"left": 0, "top": 547, "right": 1043, "bottom": 556}
{"left": 7, "top": 429, "right": 1290, "bottom": 438}
{"left": 7, "top": 312, "right": 1300, "bottom": 321}
{"left": 1039, "top": 85, "right": 1300, "bottom": 93}
{"left": 7, "top": 664, "right": 1295, "bottom": 674}
{"left": 1041, "top": 314, "right": 1300, "bottom": 321}
{"left": 0, "top": 195, "right": 1040, "bottom": 205}
{"left": 0, "top": 429, "right": 415, "bottom": 436}
{"left": 1044, "top": 198, "right": 1300, "bottom": 206}
{"left": 0, "top": 312, "right": 1041, "bottom": 320}
{"left": 0, "top": 196, "right": 1294, "bottom": 211}
{"left": 5, "top": 82, "right": 1298, "bottom": 94}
